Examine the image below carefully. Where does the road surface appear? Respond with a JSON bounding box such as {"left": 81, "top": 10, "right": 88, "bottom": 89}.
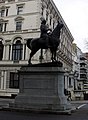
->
{"left": 0, "top": 102, "right": 88, "bottom": 120}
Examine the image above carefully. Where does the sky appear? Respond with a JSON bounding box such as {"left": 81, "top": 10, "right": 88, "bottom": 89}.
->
{"left": 53, "top": 0, "right": 88, "bottom": 52}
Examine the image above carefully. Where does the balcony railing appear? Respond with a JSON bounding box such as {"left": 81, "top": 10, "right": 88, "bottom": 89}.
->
{"left": 80, "top": 70, "right": 87, "bottom": 73}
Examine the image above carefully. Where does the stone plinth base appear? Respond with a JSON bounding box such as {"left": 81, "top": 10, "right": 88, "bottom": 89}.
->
{"left": 10, "top": 62, "right": 72, "bottom": 112}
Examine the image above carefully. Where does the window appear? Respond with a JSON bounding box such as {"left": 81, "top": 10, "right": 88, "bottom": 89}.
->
{"left": 17, "top": 6, "right": 23, "bottom": 15}
{"left": 15, "top": 16, "right": 24, "bottom": 31}
{"left": 0, "top": 23, "right": 7, "bottom": 32}
{"left": 9, "top": 45, "right": 11, "bottom": 60}
{"left": 50, "top": 17, "right": 52, "bottom": 26}
{"left": 0, "top": 23, "right": 3, "bottom": 32}
{"left": 69, "top": 77, "right": 71, "bottom": 87}
{"left": 16, "top": 21, "right": 22, "bottom": 31}
{"left": 4, "top": 23, "right": 7, "bottom": 32}
{"left": 0, "top": 10, "right": 5, "bottom": 17}
{"left": 24, "top": 44, "right": 26, "bottom": 60}
{"left": 46, "top": 11, "right": 48, "bottom": 21}
{"left": 9, "top": 72, "right": 19, "bottom": 88}
{"left": 0, "top": 72, "right": 1, "bottom": 89}
{"left": 41, "top": 7, "right": 44, "bottom": 16}
{"left": 78, "top": 84, "right": 81, "bottom": 90}
{"left": 53, "top": 21, "right": 55, "bottom": 29}
{"left": 8, "top": 0, "right": 15, "bottom": 2}
{"left": 0, "top": 41, "right": 3, "bottom": 60}
{"left": 12, "top": 40, "right": 23, "bottom": 61}
{"left": 6, "top": 9, "right": 8, "bottom": 16}
{"left": 0, "top": 8, "right": 9, "bottom": 17}
{"left": 0, "top": 0, "right": 5, "bottom": 3}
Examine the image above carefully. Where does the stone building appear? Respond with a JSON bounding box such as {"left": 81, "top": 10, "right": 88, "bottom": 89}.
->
{"left": 72, "top": 44, "right": 83, "bottom": 100}
{"left": 81, "top": 53, "right": 88, "bottom": 100}
{"left": 0, "top": 0, "right": 74, "bottom": 97}
{"left": 72, "top": 46, "right": 88, "bottom": 100}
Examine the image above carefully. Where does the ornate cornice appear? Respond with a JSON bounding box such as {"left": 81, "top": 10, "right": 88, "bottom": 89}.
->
{"left": 14, "top": 16, "right": 24, "bottom": 21}
{"left": 0, "top": 18, "right": 8, "bottom": 23}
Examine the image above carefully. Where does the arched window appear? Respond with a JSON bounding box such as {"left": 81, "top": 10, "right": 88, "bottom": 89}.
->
{"left": 12, "top": 40, "right": 23, "bottom": 61}
{"left": 0, "top": 40, "right": 3, "bottom": 60}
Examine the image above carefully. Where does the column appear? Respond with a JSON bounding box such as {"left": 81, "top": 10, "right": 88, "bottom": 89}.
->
{"left": 64, "top": 72, "right": 69, "bottom": 89}
{"left": 1, "top": 71, "right": 4, "bottom": 90}
{"left": 10, "top": 44, "right": 12, "bottom": 60}
{"left": 22, "top": 44, "right": 25, "bottom": 60}
{"left": 65, "top": 76, "right": 68, "bottom": 89}
{"left": 2, "top": 24, "right": 5, "bottom": 32}
{"left": 2, "top": 45, "right": 6, "bottom": 60}
{"left": 25, "top": 45, "right": 29, "bottom": 60}
{"left": 5, "top": 45, "right": 9, "bottom": 60}
{"left": 48, "top": 13, "right": 50, "bottom": 25}
{"left": 43, "top": 7, "right": 47, "bottom": 20}
{"left": 3, "top": 71, "right": 7, "bottom": 90}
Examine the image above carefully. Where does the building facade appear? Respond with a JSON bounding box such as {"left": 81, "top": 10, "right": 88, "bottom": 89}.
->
{"left": 81, "top": 53, "right": 88, "bottom": 100}
{"left": 72, "top": 46, "right": 88, "bottom": 100}
{"left": 0, "top": 0, "right": 74, "bottom": 97}
{"left": 72, "top": 44, "right": 84, "bottom": 100}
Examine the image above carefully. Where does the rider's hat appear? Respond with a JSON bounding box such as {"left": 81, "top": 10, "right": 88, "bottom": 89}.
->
{"left": 40, "top": 17, "right": 46, "bottom": 24}
{"left": 41, "top": 19, "right": 46, "bottom": 24}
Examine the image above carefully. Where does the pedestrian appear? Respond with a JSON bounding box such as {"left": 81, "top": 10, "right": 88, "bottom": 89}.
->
{"left": 67, "top": 91, "right": 72, "bottom": 101}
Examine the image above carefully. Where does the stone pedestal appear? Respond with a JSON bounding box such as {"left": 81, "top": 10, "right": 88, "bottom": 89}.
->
{"left": 11, "top": 62, "right": 72, "bottom": 113}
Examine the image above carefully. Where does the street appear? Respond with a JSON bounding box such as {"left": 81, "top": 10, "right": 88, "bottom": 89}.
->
{"left": 0, "top": 101, "right": 88, "bottom": 120}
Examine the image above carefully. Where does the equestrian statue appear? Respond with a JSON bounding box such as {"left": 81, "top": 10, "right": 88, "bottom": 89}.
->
{"left": 27, "top": 19, "right": 63, "bottom": 64}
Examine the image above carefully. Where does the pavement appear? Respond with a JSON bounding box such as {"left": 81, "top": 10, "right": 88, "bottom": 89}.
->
{"left": 0, "top": 98, "right": 14, "bottom": 109}
{"left": 71, "top": 100, "right": 88, "bottom": 110}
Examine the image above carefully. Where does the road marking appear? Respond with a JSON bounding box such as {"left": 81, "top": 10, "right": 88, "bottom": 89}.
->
{"left": 77, "top": 104, "right": 87, "bottom": 109}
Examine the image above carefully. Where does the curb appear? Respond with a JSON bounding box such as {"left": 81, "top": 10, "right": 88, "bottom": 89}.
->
{"left": 76, "top": 104, "right": 87, "bottom": 110}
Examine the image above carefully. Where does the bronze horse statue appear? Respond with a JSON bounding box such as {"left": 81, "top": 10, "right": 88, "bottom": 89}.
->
{"left": 27, "top": 21, "right": 63, "bottom": 64}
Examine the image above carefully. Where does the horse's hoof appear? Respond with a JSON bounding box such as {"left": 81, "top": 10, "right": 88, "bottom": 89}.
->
{"left": 28, "top": 63, "right": 32, "bottom": 66}
{"left": 51, "top": 60, "right": 58, "bottom": 63}
{"left": 28, "top": 61, "right": 32, "bottom": 65}
{"left": 52, "top": 60, "right": 55, "bottom": 62}
{"left": 54, "top": 60, "right": 58, "bottom": 62}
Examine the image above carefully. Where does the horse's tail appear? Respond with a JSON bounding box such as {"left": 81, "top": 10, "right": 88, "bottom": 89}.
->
{"left": 27, "top": 38, "right": 32, "bottom": 50}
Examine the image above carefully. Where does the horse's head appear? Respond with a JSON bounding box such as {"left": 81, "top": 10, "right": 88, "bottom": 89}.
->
{"left": 51, "top": 21, "right": 63, "bottom": 37}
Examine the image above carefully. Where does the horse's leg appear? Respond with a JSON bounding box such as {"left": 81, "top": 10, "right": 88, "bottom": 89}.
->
{"left": 54, "top": 50, "right": 56, "bottom": 61}
{"left": 50, "top": 49, "right": 54, "bottom": 62}
{"left": 28, "top": 51, "right": 32, "bottom": 64}
{"left": 28, "top": 49, "right": 39, "bottom": 64}
{"left": 51, "top": 54, "right": 53, "bottom": 62}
